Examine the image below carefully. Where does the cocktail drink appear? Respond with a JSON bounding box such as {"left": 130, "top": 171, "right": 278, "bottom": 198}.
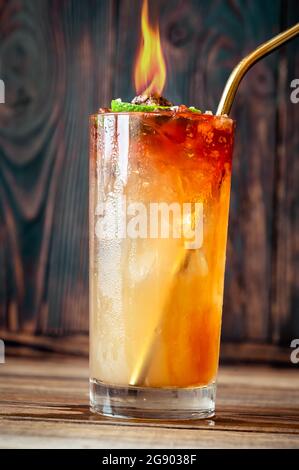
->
{"left": 90, "top": 108, "right": 234, "bottom": 418}
{"left": 89, "top": 0, "right": 298, "bottom": 418}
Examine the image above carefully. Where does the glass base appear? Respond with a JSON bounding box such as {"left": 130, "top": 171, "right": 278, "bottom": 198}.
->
{"left": 90, "top": 378, "right": 216, "bottom": 420}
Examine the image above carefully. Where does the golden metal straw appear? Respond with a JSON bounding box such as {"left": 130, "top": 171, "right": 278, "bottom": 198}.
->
{"left": 217, "top": 23, "right": 299, "bottom": 115}
{"left": 129, "top": 23, "right": 299, "bottom": 387}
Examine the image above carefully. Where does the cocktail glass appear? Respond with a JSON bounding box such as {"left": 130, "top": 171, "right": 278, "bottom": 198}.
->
{"left": 89, "top": 110, "right": 234, "bottom": 419}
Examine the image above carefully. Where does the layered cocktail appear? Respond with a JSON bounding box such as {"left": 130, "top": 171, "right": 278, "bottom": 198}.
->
{"left": 90, "top": 103, "right": 234, "bottom": 418}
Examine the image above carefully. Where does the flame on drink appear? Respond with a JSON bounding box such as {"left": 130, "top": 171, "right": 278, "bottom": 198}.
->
{"left": 134, "top": 0, "right": 166, "bottom": 96}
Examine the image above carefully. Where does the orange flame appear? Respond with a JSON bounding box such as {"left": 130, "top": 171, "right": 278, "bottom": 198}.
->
{"left": 134, "top": 0, "right": 166, "bottom": 96}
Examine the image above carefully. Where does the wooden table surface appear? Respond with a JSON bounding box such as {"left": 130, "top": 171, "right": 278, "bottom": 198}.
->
{"left": 0, "top": 356, "right": 299, "bottom": 449}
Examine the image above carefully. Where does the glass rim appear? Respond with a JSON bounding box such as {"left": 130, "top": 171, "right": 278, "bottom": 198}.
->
{"left": 89, "top": 111, "right": 235, "bottom": 122}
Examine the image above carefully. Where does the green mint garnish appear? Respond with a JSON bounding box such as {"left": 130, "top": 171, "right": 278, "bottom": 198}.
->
{"left": 189, "top": 106, "right": 202, "bottom": 113}
{"left": 111, "top": 99, "right": 170, "bottom": 113}
{"left": 111, "top": 99, "right": 202, "bottom": 114}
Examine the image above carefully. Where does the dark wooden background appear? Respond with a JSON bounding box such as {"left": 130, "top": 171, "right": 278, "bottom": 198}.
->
{"left": 0, "top": 0, "right": 298, "bottom": 362}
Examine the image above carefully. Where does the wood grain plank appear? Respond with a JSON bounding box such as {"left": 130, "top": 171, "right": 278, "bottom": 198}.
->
{"left": 1, "top": 357, "right": 299, "bottom": 448}
{"left": 2, "top": 421, "right": 299, "bottom": 449}
{"left": 0, "top": 0, "right": 117, "bottom": 336}
{"left": 270, "top": 0, "right": 299, "bottom": 344}
{"left": 1, "top": 420, "right": 299, "bottom": 449}
{"left": 221, "top": 0, "right": 282, "bottom": 341}
{"left": 42, "top": 0, "right": 117, "bottom": 334}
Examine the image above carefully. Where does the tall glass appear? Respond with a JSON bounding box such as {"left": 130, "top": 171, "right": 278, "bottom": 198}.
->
{"left": 89, "top": 110, "right": 234, "bottom": 419}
